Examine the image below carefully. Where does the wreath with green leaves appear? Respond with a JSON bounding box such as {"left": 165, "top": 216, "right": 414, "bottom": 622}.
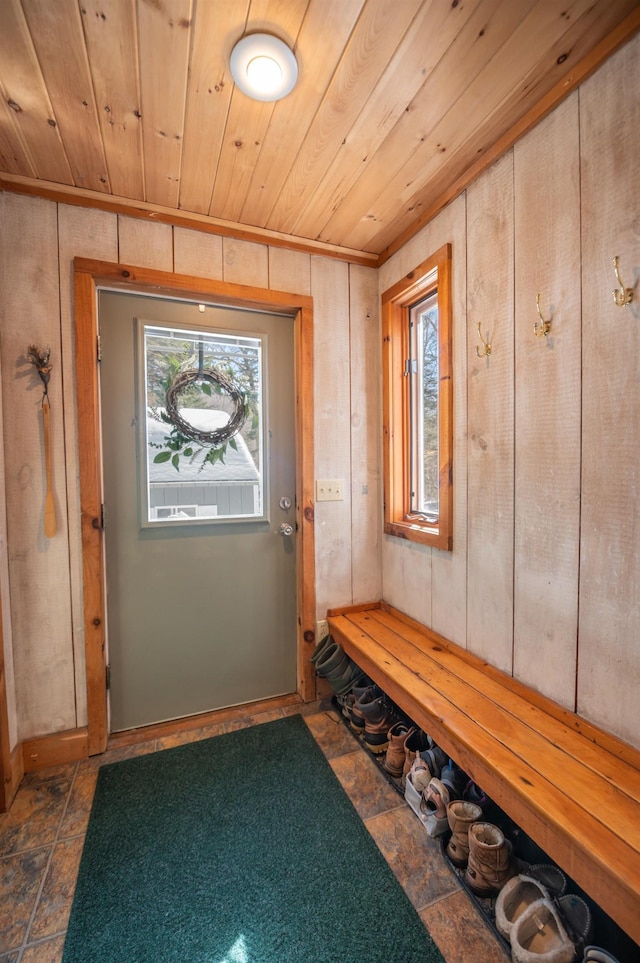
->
{"left": 152, "top": 368, "right": 247, "bottom": 471}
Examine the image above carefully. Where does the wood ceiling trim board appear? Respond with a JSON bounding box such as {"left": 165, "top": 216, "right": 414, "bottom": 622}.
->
{"left": 239, "top": 0, "right": 366, "bottom": 228}
{"left": 178, "top": 0, "right": 249, "bottom": 215}
{"left": 289, "top": 0, "right": 483, "bottom": 240}
{"left": 265, "top": 0, "right": 424, "bottom": 236}
{"left": 314, "top": 0, "right": 535, "bottom": 247}
{"left": 335, "top": 0, "right": 622, "bottom": 251}
{"left": 0, "top": 0, "right": 74, "bottom": 185}
{"left": 79, "top": 0, "right": 144, "bottom": 199}
{"left": 20, "top": 0, "right": 110, "bottom": 193}
{"left": 377, "top": 5, "right": 640, "bottom": 265}
{"left": 208, "top": 0, "right": 310, "bottom": 223}
{"left": 137, "top": 0, "right": 192, "bottom": 209}
{"left": 0, "top": 174, "right": 377, "bottom": 266}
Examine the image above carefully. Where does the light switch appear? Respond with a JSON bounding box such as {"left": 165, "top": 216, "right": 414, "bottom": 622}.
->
{"left": 315, "top": 479, "right": 344, "bottom": 501}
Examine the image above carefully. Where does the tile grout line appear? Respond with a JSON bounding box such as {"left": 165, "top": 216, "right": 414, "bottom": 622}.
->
{"left": 18, "top": 759, "right": 83, "bottom": 960}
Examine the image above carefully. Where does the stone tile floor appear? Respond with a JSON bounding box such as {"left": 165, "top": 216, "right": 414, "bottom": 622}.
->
{"left": 0, "top": 699, "right": 508, "bottom": 962}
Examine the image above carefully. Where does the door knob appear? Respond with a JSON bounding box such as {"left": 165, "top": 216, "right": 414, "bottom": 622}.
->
{"left": 278, "top": 523, "right": 294, "bottom": 537}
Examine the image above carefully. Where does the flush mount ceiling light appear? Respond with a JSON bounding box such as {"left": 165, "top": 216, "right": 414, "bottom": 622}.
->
{"left": 230, "top": 33, "right": 298, "bottom": 102}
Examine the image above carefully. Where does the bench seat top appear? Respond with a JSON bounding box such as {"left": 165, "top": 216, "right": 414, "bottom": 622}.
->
{"left": 327, "top": 601, "right": 640, "bottom": 946}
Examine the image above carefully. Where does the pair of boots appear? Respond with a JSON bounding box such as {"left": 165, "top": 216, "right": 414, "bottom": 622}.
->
{"left": 350, "top": 685, "right": 398, "bottom": 754}
{"left": 310, "top": 634, "right": 364, "bottom": 697}
{"left": 464, "top": 821, "right": 517, "bottom": 897}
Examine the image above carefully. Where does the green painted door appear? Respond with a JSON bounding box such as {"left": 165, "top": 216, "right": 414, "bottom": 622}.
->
{"left": 99, "top": 290, "right": 297, "bottom": 731}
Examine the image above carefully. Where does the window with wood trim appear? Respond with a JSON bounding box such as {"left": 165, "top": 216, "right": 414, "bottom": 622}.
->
{"left": 382, "top": 243, "right": 453, "bottom": 550}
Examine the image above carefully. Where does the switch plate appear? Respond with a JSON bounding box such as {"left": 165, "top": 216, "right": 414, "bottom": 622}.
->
{"left": 316, "top": 479, "right": 344, "bottom": 501}
{"left": 316, "top": 619, "right": 329, "bottom": 641}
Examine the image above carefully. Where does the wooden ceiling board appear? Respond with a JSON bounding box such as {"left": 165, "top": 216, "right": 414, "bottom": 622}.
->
{"left": 208, "top": 0, "right": 310, "bottom": 222}
{"left": 328, "top": 0, "right": 617, "bottom": 252}
{"left": 0, "top": 0, "right": 74, "bottom": 184}
{"left": 137, "top": 0, "right": 192, "bottom": 208}
{"left": 0, "top": 0, "right": 637, "bottom": 257}
{"left": 178, "top": 0, "right": 249, "bottom": 215}
{"left": 315, "top": 0, "right": 534, "bottom": 249}
{"left": 238, "top": 0, "right": 366, "bottom": 228}
{"left": 355, "top": 0, "right": 640, "bottom": 254}
{"left": 21, "top": 0, "right": 109, "bottom": 193}
{"left": 264, "top": 0, "right": 424, "bottom": 236}
{"left": 289, "top": 0, "right": 484, "bottom": 240}
{"left": 79, "top": 0, "right": 144, "bottom": 199}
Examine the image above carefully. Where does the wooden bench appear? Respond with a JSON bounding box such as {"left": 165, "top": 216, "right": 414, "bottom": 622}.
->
{"left": 327, "top": 601, "right": 640, "bottom": 947}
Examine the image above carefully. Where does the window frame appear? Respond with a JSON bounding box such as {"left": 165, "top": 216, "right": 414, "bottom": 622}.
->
{"left": 382, "top": 243, "right": 453, "bottom": 551}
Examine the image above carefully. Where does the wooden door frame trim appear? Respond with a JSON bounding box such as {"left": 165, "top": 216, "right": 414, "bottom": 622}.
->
{"left": 73, "top": 257, "right": 316, "bottom": 755}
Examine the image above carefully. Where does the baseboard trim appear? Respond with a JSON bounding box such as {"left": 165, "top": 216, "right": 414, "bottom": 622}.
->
{"left": 22, "top": 727, "right": 89, "bottom": 772}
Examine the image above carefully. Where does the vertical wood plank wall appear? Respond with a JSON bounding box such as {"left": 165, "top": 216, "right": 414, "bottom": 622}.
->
{"left": 0, "top": 32, "right": 638, "bottom": 753}
{"left": 0, "top": 202, "right": 380, "bottom": 748}
{"left": 578, "top": 37, "right": 640, "bottom": 741}
{"left": 379, "top": 33, "right": 640, "bottom": 747}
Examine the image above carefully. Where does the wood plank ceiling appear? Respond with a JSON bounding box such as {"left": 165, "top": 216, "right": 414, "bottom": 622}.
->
{"left": 0, "top": 0, "right": 638, "bottom": 260}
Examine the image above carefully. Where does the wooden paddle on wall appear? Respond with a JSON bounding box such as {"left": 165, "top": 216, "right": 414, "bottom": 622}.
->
{"left": 27, "top": 344, "right": 56, "bottom": 539}
{"left": 41, "top": 397, "right": 56, "bottom": 538}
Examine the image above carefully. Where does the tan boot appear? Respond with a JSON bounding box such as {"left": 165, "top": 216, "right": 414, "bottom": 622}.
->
{"left": 446, "top": 800, "right": 482, "bottom": 867}
{"left": 384, "top": 723, "right": 415, "bottom": 778}
{"left": 465, "top": 821, "right": 515, "bottom": 896}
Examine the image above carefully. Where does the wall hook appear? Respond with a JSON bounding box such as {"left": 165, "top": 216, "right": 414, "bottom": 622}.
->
{"left": 612, "top": 256, "right": 634, "bottom": 307}
{"left": 475, "top": 322, "right": 491, "bottom": 358}
{"left": 534, "top": 293, "right": 551, "bottom": 337}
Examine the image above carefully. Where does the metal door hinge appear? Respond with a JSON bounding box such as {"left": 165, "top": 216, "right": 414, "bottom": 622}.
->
{"left": 404, "top": 358, "right": 417, "bottom": 376}
{"left": 106, "top": 664, "right": 111, "bottom": 690}
{"left": 97, "top": 334, "right": 102, "bottom": 362}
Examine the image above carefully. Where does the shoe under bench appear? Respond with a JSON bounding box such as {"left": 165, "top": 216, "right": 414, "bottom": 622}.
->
{"left": 326, "top": 600, "right": 640, "bottom": 948}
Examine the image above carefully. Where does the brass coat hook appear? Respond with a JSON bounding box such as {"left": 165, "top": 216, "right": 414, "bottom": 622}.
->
{"left": 612, "top": 256, "right": 634, "bottom": 307}
{"left": 534, "top": 293, "right": 551, "bottom": 337}
{"left": 476, "top": 322, "right": 491, "bottom": 358}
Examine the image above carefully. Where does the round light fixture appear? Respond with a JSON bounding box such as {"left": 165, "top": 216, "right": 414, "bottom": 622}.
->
{"left": 230, "top": 33, "right": 298, "bottom": 102}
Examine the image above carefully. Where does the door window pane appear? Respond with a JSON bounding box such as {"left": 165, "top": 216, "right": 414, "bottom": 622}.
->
{"left": 141, "top": 323, "right": 264, "bottom": 524}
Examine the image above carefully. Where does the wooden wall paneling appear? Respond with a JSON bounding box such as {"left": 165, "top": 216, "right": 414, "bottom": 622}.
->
{"left": 378, "top": 223, "right": 433, "bottom": 626}
{"left": 578, "top": 34, "right": 640, "bottom": 747}
{"left": 79, "top": 0, "right": 144, "bottom": 199}
{"left": 173, "top": 228, "right": 223, "bottom": 281}
{"left": 0, "top": 193, "right": 18, "bottom": 752}
{"left": 348, "top": 264, "right": 382, "bottom": 603}
{"left": 424, "top": 196, "right": 468, "bottom": 646}
{"left": 466, "top": 153, "right": 515, "bottom": 673}
{"left": 0, "top": 209, "right": 21, "bottom": 805}
{"left": 268, "top": 248, "right": 311, "bottom": 296}
{"left": 57, "top": 204, "right": 118, "bottom": 729}
{"left": 20, "top": 0, "right": 109, "bottom": 193}
{"left": 513, "top": 95, "right": 581, "bottom": 710}
{"left": 0, "top": 0, "right": 73, "bottom": 184}
{"left": 382, "top": 537, "right": 432, "bottom": 627}
{"left": 241, "top": 0, "right": 364, "bottom": 229}
{"left": 137, "top": 0, "right": 191, "bottom": 209}
{"left": 117, "top": 216, "right": 173, "bottom": 272}
{"left": 311, "top": 256, "right": 352, "bottom": 615}
{"left": 222, "top": 238, "right": 269, "bottom": 289}
{"left": 267, "top": 0, "right": 423, "bottom": 236}
{"left": 2, "top": 194, "right": 76, "bottom": 738}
